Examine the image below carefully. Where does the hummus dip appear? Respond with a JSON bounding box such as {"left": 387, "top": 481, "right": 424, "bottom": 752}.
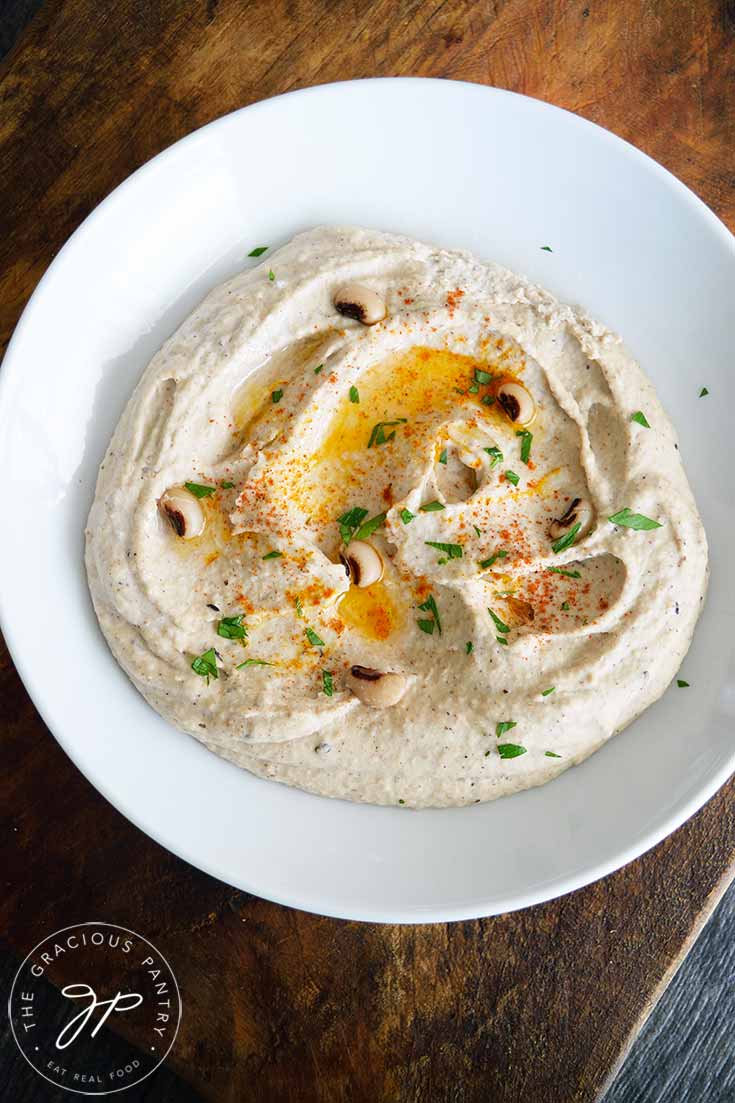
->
{"left": 86, "top": 226, "right": 708, "bottom": 807}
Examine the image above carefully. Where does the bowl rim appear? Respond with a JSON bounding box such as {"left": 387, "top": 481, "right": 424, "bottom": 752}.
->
{"left": 1, "top": 77, "right": 733, "bottom": 923}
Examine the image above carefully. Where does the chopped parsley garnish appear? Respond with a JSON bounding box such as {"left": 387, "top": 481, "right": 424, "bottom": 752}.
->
{"left": 425, "top": 540, "right": 463, "bottom": 561}
{"left": 561, "top": 601, "right": 570, "bottom": 611}
{"left": 185, "top": 481, "right": 216, "bottom": 498}
{"left": 268, "top": 269, "right": 275, "bottom": 281}
{"left": 516, "top": 429, "right": 533, "bottom": 464}
{"left": 295, "top": 597, "right": 303, "bottom": 618}
{"left": 420, "top": 594, "right": 441, "bottom": 629}
{"left": 468, "top": 383, "right": 479, "bottom": 394}
{"left": 481, "top": 394, "right": 495, "bottom": 406}
{"left": 488, "top": 609, "right": 511, "bottom": 635}
{"left": 191, "top": 647, "right": 218, "bottom": 682}
{"left": 220, "top": 480, "right": 235, "bottom": 489}
{"left": 699, "top": 387, "right": 709, "bottom": 397}
{"left": 237, "top": 658, "right": 273, "bottom": 668}
{"left": 355, "top": 512, "right": 386, "bottom": 541}
{"left": 454, "top": 387, "right": 466, "bottom": 395}
{"left": 545, "top": 750, "right": 561, "bottom": 758}
{"left": 398, "top": 798, "right": 405, "bottom": 805}
{"left": 262, "top": 550, "right": 283, "bottom": 560}
{"left": 337, "top": 506, "right": 369, "bottom": 543}
{"left": 466, "top": 641, "right": 473, "bottom": 654}
{"left": 496, "top": 636, "right": 508, "bottom": 645}
{"left": 271, "top": 388, "right": 283, "bottom": 403}
{"left": 248, "top": 245, "right": 268, "bottom": 257}
{"left": 314, "top": 363, "right": 324, "bottom": 374}
{"left": 322, "top": 670, "right": 334, "bottom": 696}
{"left": 496, "top": 721, "right": 517, "bottom": 737}
{"left": 337, "top": 507, "right": 386, "bottom": 544}
{"left": 368, "top": 418, "right": 407, "bottom": 448}
{"left": 480, "top": 550, "right": 508, "bottom": 569}
{"left": 504, "top": 469, "right": 520, "bottom": 487}
{"left": 305, "top": 627, "right": 325, "bottom": 648}
{"left": 400, "top": 508, "right": 415, "bottom": 525}
{"left": 439, "top": 448, "right": 448, "bottom": 464}
{"left": 541, "top": 687, "right": 556, "bottom": 696}
{"left": 677, "top": 679, "right": 690, "bottom": 688}
{"left": 474, "top": 368, "right": 492, "bottom": 384}
{"left": 608, "top": 508, "right": 662, "bottom": 531}
{"left": 547, "top": 566, "right": 581, "bottom": 579}
{"left": 217, "top": 614, "right": 247, "bottom": 640}
{"left": 473, "top": 524, "right": 483, "bottom": 537}
{"left": 551, "top": 521, "right": 581, "bottom": 553}
{"left": 541, "top": 245, "right": 553, "bottom": 252}
{"left": 484, "top": 446, "right": 503, "bottom": 467}
{"left": 631, "top": 411, "right": 650, "bottom": 428}
{"left": 419, "top": 500, "right": 445, "bottom": 512}
{"left": 498, "top": 743, "right": 527, "bottom": 758}
{"left": 349, "top": 385, "right": 360, "bottom": 404}
{"left": 417, "top": 594, "right": 441, "bottom": 636}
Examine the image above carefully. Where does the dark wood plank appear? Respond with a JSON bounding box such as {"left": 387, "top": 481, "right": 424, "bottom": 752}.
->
{"left": 0, "top": 936, "right": 204, "bottom": 1103}
{"left": 604, "top": 887, "right": 735, "bottom": 1103}
{"left": 1, "top": 2, "right": 734, "bottom": 1101}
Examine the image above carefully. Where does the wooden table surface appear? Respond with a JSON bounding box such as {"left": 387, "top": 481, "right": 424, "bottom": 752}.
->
{"left": 2, "top": 2, "right": 734, "bottom": 1100}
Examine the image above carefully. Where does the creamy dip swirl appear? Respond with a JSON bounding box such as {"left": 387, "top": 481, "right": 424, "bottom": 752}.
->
{"left": 85, "top": 227, "right": 708, "bottom": 807}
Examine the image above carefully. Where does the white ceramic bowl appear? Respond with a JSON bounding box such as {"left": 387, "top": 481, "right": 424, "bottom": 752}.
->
{"left": 1, "top": 79, "right": 733, "bottom": 922}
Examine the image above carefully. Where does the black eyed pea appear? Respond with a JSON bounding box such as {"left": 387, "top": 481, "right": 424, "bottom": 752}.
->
{"left": 333, "top": 283, "right": 387, "bottom": 326}
{"left": 158, "top": 486, "right": 205, "bottom": 539}
{"left": 496, "top": 380, "right": 536, "bottom": 426}
{"left": 347, "top": 666, "right": 408, "bottom": 708}
{"left": 548, "top": 497, "right": 594, "bottom": 542}
{"left": 340, "top": 540, "right": 384, "bottom": 588}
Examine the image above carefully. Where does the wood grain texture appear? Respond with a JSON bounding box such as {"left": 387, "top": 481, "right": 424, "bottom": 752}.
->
{"left": 1, "top": 1, "right": 734, "bottom": 1100}
{"left": 605, "top": 887, "right": 735, "bottom": 1103}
